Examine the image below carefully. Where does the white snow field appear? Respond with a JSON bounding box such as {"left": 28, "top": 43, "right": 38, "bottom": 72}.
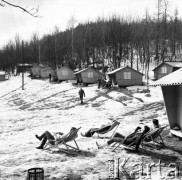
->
{"left": 0, "top": 74, "right": 181, "bottom": 180}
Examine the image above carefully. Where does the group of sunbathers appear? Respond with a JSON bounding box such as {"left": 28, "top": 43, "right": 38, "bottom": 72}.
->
{"left": 35, "top": 119, "right": 160, "bottom": 153}
{"left": 96, "top": 118, "right": 160, "bottom": 152}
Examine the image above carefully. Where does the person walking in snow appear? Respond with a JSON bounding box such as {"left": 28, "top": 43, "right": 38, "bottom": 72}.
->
{"left": 78, "top": 87, "right": 85, "bottom": 104}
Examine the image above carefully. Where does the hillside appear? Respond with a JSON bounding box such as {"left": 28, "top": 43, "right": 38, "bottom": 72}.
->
{"left": 0, "top": 74, "right": 181, "bottom": 180}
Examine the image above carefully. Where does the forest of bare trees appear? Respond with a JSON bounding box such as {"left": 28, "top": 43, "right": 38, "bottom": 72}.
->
{"left": 1, "top": 0, "right": 182, "bottom": 76}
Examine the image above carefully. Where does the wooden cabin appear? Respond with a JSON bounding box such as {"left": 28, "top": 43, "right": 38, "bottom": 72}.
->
{"left": 74, "top": 67, "right": 102, "bottom": 85}
{"left": 40, "top": 66, "right": 54, "bottom": 78}
{"left": 56, "top": 67, "right": 76, "bottom": 81}
{"left": 151, "top": 68, "right": 182, "bottom": 138}
{"left": 107, "top": 66, "right": 143, "bottom": 87}
{"left": 0, "top": 71, "right": 6, "bottom": 81}
{"left": 31, "top": 65, "right": 42, "bottom": 77}
{"left": 153, "top": 61, "right": 182, "bottom": 80}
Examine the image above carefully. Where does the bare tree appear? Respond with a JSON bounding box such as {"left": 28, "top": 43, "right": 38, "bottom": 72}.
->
{"left": 67, "top": 16, "right": 77, "bottom": 62}
{"left": 154, "top": 0, "right": 163, "bottom": 65}
{"left": 0, "top": 0, "right": 41, "bottom": 17}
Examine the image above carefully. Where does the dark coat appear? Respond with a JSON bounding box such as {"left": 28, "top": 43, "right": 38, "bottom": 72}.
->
{"left": 78, "top": 89, "right": 85, "bottom": 97}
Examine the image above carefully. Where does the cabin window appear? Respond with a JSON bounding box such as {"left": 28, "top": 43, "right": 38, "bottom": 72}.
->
{"left": 124, "top": 72, "right": 131, "bottom": 79}
{"left": 161, "top": 67, "right": 167, "bottom": 74}
{"left": 62, "top": 70, "right": 68, "bottom": 76}
{"left": 88, "top": 72, "right": 93, "bottom": 78}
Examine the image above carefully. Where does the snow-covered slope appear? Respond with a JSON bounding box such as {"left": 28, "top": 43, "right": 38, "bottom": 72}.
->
{"left": 0, "top": 74, "right": 170, "bottom": 180}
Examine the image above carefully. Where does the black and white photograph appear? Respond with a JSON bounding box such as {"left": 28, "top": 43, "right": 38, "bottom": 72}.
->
{"left": 1, "top": 0, "right": 182, "bottom": 179}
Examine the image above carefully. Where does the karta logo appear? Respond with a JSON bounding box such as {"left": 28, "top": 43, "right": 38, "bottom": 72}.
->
{"left": 108, "top": 158, "right": 181, "bottom": 180}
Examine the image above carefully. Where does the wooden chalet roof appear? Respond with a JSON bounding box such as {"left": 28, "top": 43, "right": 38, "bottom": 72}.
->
{"left": 74, "top": 67, "right": 101, "bottom": 75}
{"left": 107, "top": 66, "right": 143, "bottom": 76}
{"left": 56, "top": 66, "right": 74, "bottom": 73}
{"left": 0, "top": 71, "right": 5, "bottom": 75}
{"left": 153, "top": 61, "right": 182, "bottom": 71}
{"left": 107, "top": 67, "right": 124, "bottom": 75}
{"left": 150, "top": 68, "right": 182, "bottom": 86}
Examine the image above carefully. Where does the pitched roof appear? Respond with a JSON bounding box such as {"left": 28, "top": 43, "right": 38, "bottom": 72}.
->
{"left": 74, "top": 67, "right": 90, "bottom": 74}
{"left": 153, "top": 61, "right": 182, "bottom": 71}
{"left": 165, "top": 61, "right": 182, "bottom": 67}
{"left": 107, "top": 67, "right": 124, "bottom": 74}
{"left": 0, "top": 71, "right": 5, "bottom": 75}
{"left": 74, "top": 67, "right": 101, "bottom": 75}
{"left": 150, "top": 68, "right": 182, "bottom": 86}
{"left": 107, "top": 66, "right": 143, "bottom": 76}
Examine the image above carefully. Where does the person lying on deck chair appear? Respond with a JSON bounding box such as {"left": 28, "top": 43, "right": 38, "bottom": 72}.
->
{"left": 35, "top": 127, "right": 77, "bottom": 149}
{"left": 96, "top": 125, "right": 150, "bottom": 153}
{"left": 81, "top": 120, "right": 120, "bottom": 137}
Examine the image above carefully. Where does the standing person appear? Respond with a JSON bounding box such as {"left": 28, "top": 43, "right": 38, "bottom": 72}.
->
{"left": 78, "top": 87, "right": 85, "bottom": 104}
{"left": 107, "top": 79, "right": 112, "bottom": 89}
{"left": 97, "top": 78, "right": 101, "bottom": 89}
{"left": 49, "top": 74, "right": 52, "bottom": 82}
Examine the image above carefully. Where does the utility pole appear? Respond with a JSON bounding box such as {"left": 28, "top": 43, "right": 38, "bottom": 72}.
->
{"left": 68, "top": 16, "right": 77, "bottom": 63}
{"left": 55, "top": 36, "right": 58, "bottom": 67}
{"left": 71, "top": 26, "right": 73, "bottom": 61}
{"left": 38, "top": 41, "right": 41, "bottom": 64}
{"left": 22, "top": 40, "right": 24, "bottom": 90}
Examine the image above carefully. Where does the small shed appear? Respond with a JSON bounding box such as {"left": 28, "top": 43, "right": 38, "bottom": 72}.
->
{"left": 31, "top": 65, "right": 42, "bottom": 77}
{"left": 153, "top": 61, "right": 182, "bottom": 80}
{"left": 107, "top": 66, "right": 143, "bottom": 87}
{"left": 74, "top": 67, "right": 102, "bottom": 84}
{"left": 151, "top": 68, "right": 182, "bottom": 138}
{"left": 0, "top": 71, "right": 6, "bottom": 81}
{"left": 40, "top": 66, "right": 54, "bottom": 78}
{"left": 56, "top": 67, "right": 76, "bottom": 81}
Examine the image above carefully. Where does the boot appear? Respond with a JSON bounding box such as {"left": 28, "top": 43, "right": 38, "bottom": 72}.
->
{"left": 36, "top": 137, "right": 47, "bottom": 149}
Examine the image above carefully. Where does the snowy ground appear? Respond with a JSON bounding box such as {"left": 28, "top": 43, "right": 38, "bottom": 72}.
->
{"left": 0, "top": 74, "right": 182, "bottom": 180}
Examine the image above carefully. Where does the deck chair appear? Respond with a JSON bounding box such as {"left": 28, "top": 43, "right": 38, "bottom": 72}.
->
{"left": 112, "top": 127, "right": 149, "bottom": 153}
{"left": 45, "top": 127, "right": 81, "bottom": 155}
{"left": 112, "top": 139, "right": 136, "bottom": 152}
{"left": 112, "top": 133, "right": 146, "bottom": 153}
{"left": 141, "top": 125, "right": 168, "bottom": 150}
{"left": 95, "top": 120, "right": 120, "bottom": 138}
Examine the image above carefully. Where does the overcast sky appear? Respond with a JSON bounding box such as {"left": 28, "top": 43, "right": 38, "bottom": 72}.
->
{"left": 0, "top": 0, "right": 182, "bottom": 48}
